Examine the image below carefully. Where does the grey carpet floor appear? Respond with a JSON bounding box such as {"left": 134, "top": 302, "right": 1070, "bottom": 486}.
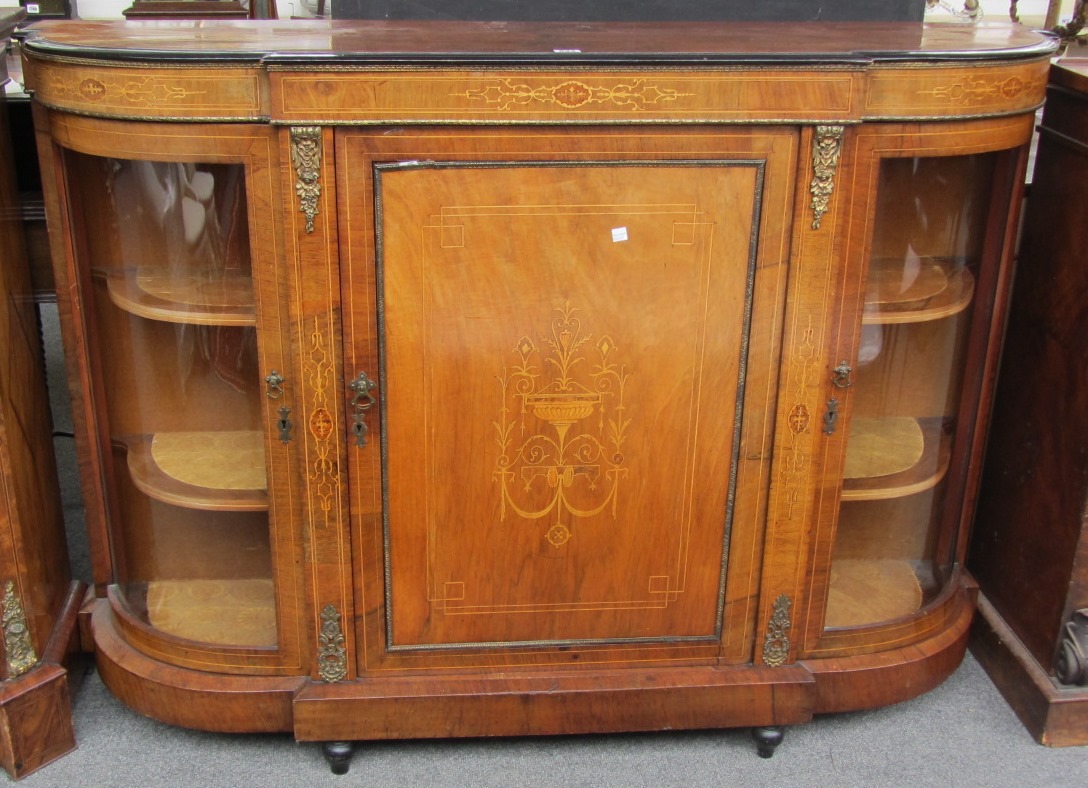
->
{"left": 28, "top": 306, "right": 1088, "bottom": 787}
{"left": 17, "top": 652, "right": 1088, "bottom": 787}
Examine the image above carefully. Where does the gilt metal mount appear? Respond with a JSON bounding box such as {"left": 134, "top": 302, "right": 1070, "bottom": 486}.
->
{"left": 809, "top": 125, "right": 845, "bottom": 230}
{"left": 831, "top": 361, "right": 854, "bottom": 389}
{"left": 318, "top": 604, "right": 348, "bottom": 683}
{"left": 762, "top": 594, "right": 792, "bottom": 667}
{"left": 290, "top": 127, "right": 323, "bottom": 233}
{"left": 2, "top": 580, "right": 38, "bottom": 678}
{"left": 1056, "top": 608, "right": 1088, "bottom": 686}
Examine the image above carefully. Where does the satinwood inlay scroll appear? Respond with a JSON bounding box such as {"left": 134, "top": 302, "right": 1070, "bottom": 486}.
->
{"left": 1, "top": 580, "right": 38, "bottom": 678}
{"left": 317, "top": 604, "right": 347, "bottom": 683}
{"left": 79, "top": 78, "right": 106, "bottom": 100}
{"left": 56, "top": 73, "right": 206, "bottom": 105}
{"left": 809, "top": 125, "right": 844, "bottom": 230}
{"left": 309, "top": 408, "right": 333, "bottom": 442}
{"left": 863, "top": 60, "right": 1049, "bottom": 119}
{"left": 34, "top": 66, "right": 267, "bottom": 120}
{"left": 290, "top": 127, "right": 322, "bottom": 233}
{"left": 494, "top": 301, "right": 630, "bottom": 548}
{"left": 779, "top": 317, "right": 819, "bottom": 521}
{"left": 787, "top": 403, "right": 811, "bottom": 435}
{"left": 762, "top": 594, "right": 792, "bottom": 667}
{"left": 306, "top": 318, "right": 337, "bottom": 515}
{"left": 456, "top": 78, "right": 694, "bottom": 112}
{"left": 918, "top": 75, "right": 1032, "bottom": 106}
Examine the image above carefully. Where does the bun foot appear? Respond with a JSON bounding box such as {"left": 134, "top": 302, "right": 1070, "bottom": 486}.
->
{"left": 324, "top": 741, "right": 354, "bottom": 775}
{"left": 751, "top": 726, "right": 785, "bottom": 758}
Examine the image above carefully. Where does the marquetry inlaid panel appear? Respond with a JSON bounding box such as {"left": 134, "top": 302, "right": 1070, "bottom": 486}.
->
{"left": 25, "top": 60, "right": 265, "bottom": 120}
{"left": 864, "top": 59, "right": 1050, "bottom": 119}
{"left": 371, "top": 155, "right": 769, "bottom": 649}
{"left": 270, "top": 69, "right": 861, "bottom": 124}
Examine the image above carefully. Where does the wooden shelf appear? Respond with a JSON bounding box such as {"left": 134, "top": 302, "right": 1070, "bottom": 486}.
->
{"left": 146, "top": 579, "right": 277, "bottom": 647}
{"left": 125, "top": 431, "right": 268, "bottom": 511}
{"left": 862, "top": 257, "right": 975, "bottom": 324}
{"left": 103, "top": 267, "right": 256, "bottom": 326}
{"left": 824, "top": 558, "right": 923, "bottom": 629}
{"left": 841, "top": 417, "right": 950, "bottom": 501}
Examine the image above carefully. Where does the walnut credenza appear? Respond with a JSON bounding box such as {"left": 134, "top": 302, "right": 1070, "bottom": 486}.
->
{"left": 21, "top": 19, "right": 1055, "bottom": 772}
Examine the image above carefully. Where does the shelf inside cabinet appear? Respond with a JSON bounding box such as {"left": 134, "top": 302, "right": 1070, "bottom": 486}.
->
{"left": 125, "top": 431, "right": 268, "bottom": 511}
{"left": 863, "top": 257, "right": 974, "bottom": 324}
{"left": 824, "top": 558, "right": 923, "bottom": 629}
{"left": 842, "top": 417, "right": 950, "bottom": 501}
{"left": 146, "top": 579, "right": 276, "bottom": 647}
{"left": 103, "top": 267, "right": 256, "bottom": 326}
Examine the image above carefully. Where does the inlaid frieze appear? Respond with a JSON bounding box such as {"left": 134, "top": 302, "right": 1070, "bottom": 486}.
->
{"left": 31, "top": 63, "right": 264, "bottom": 120}
{"left": 271, "top": 70, "right": 859, "bottom": 124}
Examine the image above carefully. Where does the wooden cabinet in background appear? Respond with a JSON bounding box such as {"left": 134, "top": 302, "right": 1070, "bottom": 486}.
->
{"left": 0, "top": 7, "right": 83, "bottom": 780}
{"left": 21, "top": 19, "right": 1054, "bottom": 772}
{"left": 121, "top": 1, "right": 255, "bottom": 19}
{"left": 969, "top": 57, "right": 1088, "bottom": 748}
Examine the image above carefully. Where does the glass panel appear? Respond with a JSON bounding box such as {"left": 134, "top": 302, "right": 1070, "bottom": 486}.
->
{"left": 67, "top": 152, "right": 277, "bottom": 648}
{"left": 826, "top": 153, "right": 997, "bottom": 630}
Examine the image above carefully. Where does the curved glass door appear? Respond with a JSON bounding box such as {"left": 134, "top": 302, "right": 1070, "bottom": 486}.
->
{"left": 65, "top": 152, "right": 277, "bottom": 648}
{"left": 825, "top": 152, "right": 998, "bottom": 629}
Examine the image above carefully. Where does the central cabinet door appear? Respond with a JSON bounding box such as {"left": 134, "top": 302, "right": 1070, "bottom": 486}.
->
{"left": 340, "top": 128, "right": 796, "bottom": 657}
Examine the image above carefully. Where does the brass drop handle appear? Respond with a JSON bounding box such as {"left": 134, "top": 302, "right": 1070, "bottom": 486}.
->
{"left": 831, "top": 361, "right": 853, "bottom": 389}
{"left": 265, "top": 370, "right": 286, "bottom": 399}
{"left": 349, "top": 371, "right": 378, "bottom": 448}
{"left": 264, "top": 371, "right": 292, "bottom": 443}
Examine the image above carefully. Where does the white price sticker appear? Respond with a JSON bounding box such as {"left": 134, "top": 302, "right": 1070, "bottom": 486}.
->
{"left": 611, "top": 227, "right": 629, "bottom": 243}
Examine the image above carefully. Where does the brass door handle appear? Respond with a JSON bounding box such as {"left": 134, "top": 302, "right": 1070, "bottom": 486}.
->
{"left": 831, "top": 361, "right": 853, "bottom": 389}
{"left": 265, "top": 370, "right": 292, "bottom": 443}
{"left": 349, "top": 371, "right": 377, "bottom": 447}
{"left": 265, "top": 370, "right": 286, "bottom": 399}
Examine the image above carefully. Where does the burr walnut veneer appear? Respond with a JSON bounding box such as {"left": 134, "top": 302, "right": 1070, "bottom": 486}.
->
{"left": 21, "top": 19, "right": 1055, "bottom": 771}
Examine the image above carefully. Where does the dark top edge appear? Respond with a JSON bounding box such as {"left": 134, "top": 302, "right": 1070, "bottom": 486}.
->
{"left": 18, "top": 20, "right": 1060, "bottom": 68}
{"left": 1050, "top": 57, "right": 1088, "bottom": 93}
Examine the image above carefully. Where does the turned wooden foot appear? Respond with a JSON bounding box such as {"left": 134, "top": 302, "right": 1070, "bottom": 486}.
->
{"left": 323, "top": 741, "right": 354, "bottom": 775}
{"left": 751, "top": 726, "right": 785, "bottom": 758}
